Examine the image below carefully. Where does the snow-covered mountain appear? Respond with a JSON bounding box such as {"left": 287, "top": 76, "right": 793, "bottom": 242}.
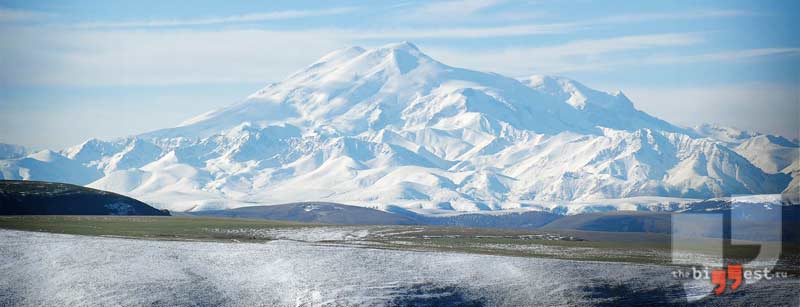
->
{"left": 690, "top": 123, "right": 799, "bottom": 203}
{"left": 692, "top": 123, "right": 799, "bottom": 174}
{"left": 0, "top": 42, "right": 793, "bottom": 212}
{"left": 0, "top": 150, "right": 102, "bottom": 185}
{"left": 691, "top": 123, "right": 760, "bottom": 146}
{"left": 734, "top": 134, "right": 798, "bottom": 174}
{"left": 0, "top": 143, "right": 26, "bottom": 160}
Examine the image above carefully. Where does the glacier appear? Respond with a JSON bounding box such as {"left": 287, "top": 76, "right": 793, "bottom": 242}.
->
{"left": 0, "top": 42, "right": 795, "bottom": 213}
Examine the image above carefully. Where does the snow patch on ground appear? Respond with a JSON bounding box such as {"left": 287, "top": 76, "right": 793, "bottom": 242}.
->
{"left": 207, "top": 227, "right": 371, "bottom": 242}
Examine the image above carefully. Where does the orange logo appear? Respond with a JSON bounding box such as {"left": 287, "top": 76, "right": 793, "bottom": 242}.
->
{"left": 711, "top": 264, "right": 743, "bottom": 295}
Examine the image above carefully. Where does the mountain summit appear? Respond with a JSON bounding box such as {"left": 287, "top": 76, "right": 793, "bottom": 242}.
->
{"left": 149, "top": 42, "right": 690, "bottom": 140}
{"left": 1, "top": 42, "right": 793, "bottom": 212}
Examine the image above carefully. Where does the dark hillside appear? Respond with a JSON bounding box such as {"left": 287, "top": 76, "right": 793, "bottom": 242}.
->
{"left": 0, "top": 180, "right": 169, "bottom": 216}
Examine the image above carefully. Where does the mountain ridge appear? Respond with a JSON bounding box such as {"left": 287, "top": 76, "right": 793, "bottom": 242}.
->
{"left": 0, "top": 42, "right": 795, "bottom": 212}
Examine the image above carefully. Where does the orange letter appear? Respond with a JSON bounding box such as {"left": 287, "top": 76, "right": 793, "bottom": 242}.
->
{"left": 711, "top": 269, "right": 726, "bottom": 295}
{"left": 728, "top": 264, "right": 743, "bottom": 291}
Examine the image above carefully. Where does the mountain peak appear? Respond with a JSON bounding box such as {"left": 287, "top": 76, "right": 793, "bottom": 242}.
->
{"left": 362, "top": 41, "right": 433, "bottom": 68}
{"left": 3, "top": 41, "right": 793, "bottom": 211}
{"left": 692, "top": 123, "right": 760, "bottom": 145}
{"left": 381, "top": 41, "right": 421, "bottom": 52}
{"left": 313, "top": 46, "right": 367, "bottom": 65}
{"left": 158, "top": 42, "right": 694, "bottom": 141}
{"left": 28, "top": 149, "right": 63, "bottom": 162}
{"left": 310, "top": 41, "right": 425, "bottom": 68}
{"left": 290, "top": 41, "right": 435, "bottom": 83}
{"left": 521, "top": 75, "right": 634, "bottom": 111}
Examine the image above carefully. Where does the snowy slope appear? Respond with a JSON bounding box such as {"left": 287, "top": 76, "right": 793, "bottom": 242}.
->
{"left": 783, "top": 175, "right": 800, "bottom": 204}
{"left": 0, "top": 150, "right": 102, "bottom": 185}
{"left": 691, "top": 124, "right": 799, "bottom": 203}
{"left": 1, "top": 42, "right": 792, "bottom": 212}
{"left": 691, "top": 123, "right": 760, "bottom": 145}
{"left": 733, "top": 135, "right": 798, "bottom": 174}
{"left": 691, "top": 124, "right": 798, "bottom": 175}
{"left": 781, "top": 159, "right": 800, "bottom": 204}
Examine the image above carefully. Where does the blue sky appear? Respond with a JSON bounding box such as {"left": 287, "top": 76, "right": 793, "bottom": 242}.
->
{"left": 0, "top": 0, "right": 798, "bottom": 149}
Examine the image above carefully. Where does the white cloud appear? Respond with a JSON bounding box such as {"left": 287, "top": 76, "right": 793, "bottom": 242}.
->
{"left": 0, "top": 27, "right": 348, "bottom": 86}
{"left": 426, "top": 33, "right": 704, "bottom": 75}
{"left": 6, "top": 29, "right": 697, "bottom": 86}
{"left": 591, "top": 9, "right": 750, "bottom": 24}
{"left": 398, "top": 0, "right": 504, "bottom": 22}
{"left": 75, "top": 7, "right": 358, "bottom": 28}
{"left": 0, "top": 3, "right": 791, "bottom": 87}
{"left": 350, "top": 22, "right": 577, "bottom": 39}
{"left": 394, "top": 2, "right": 745, "bottom": 27}
{"left": 5, "top": 24, "right": 793, "bottom": 88}
{"left": 0, "top": 89, "right": 248, "bottom": 149}
{"left": 624, "top": 83, "right": 800, "bottom": 139}
{"left": 355, "top": 8, "right": 748, "bottom": 39}
{"left": 644, "top": 48, "right": 800, "bottom": 64}
{"left": 426, "top": 35, "right": 800, "bottom": 76}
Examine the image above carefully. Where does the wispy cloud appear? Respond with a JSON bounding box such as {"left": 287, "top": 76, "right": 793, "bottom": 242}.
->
{"left": 0, "top": 7, "right": 51, "bottom": 22}
{"left": 0, "top": 27, "right": 347, "bottom": 86}
{"left": 0, "top": 2, "right": 786, "bottom": 87}
{"left": 624, "top": 83, "right": 799, "bottom": 139}
{"left": 6, "top": 20, "right": 796, "bottom": 88}
{"left": 75, "top": 7, "right": 358, "bottom": 29}
{"left": 391, "top": 2, "right": 746, "bottom": 26}
{"left": 398, "top": 0, "right": 504, "bottom": 22}
{"left": 645, "top": 48, "right": 800, "bottom": 64}
{"left": 591, "top": 9, "right": 751, "bottom": 24}
{"left": 65, "top": 4, "right": 746, "bottom": 40}
{"left": 352, "top": 9, "right": 745, "bottom": 40}
{"left": 560, "top": 47, "right": 800, "bottom": 73}
{"left": 427, "top": 33, "right": 799, "bottom": 76}
{"left": 351, "top": 22, "right": 577, "bottom": 39}
{"left": 427, "top": 33, "right": 704, "bottom": 75}
{"left": 8, "top": 24, "right": 793, "bottom": 87}
{"left": 532, "top": 33, "right": 704, "bottom": 55}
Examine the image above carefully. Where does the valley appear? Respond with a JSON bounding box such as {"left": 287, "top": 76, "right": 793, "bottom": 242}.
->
{"left": 1, "top": 215, "right": 797, "bottom": 269}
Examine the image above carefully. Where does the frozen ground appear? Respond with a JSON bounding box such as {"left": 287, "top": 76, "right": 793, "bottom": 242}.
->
{"left": 206, "top": 226, "right": 372, "bottom": 242}
{"left": 0, "top": 230, "right": 797, "bottom": 306}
